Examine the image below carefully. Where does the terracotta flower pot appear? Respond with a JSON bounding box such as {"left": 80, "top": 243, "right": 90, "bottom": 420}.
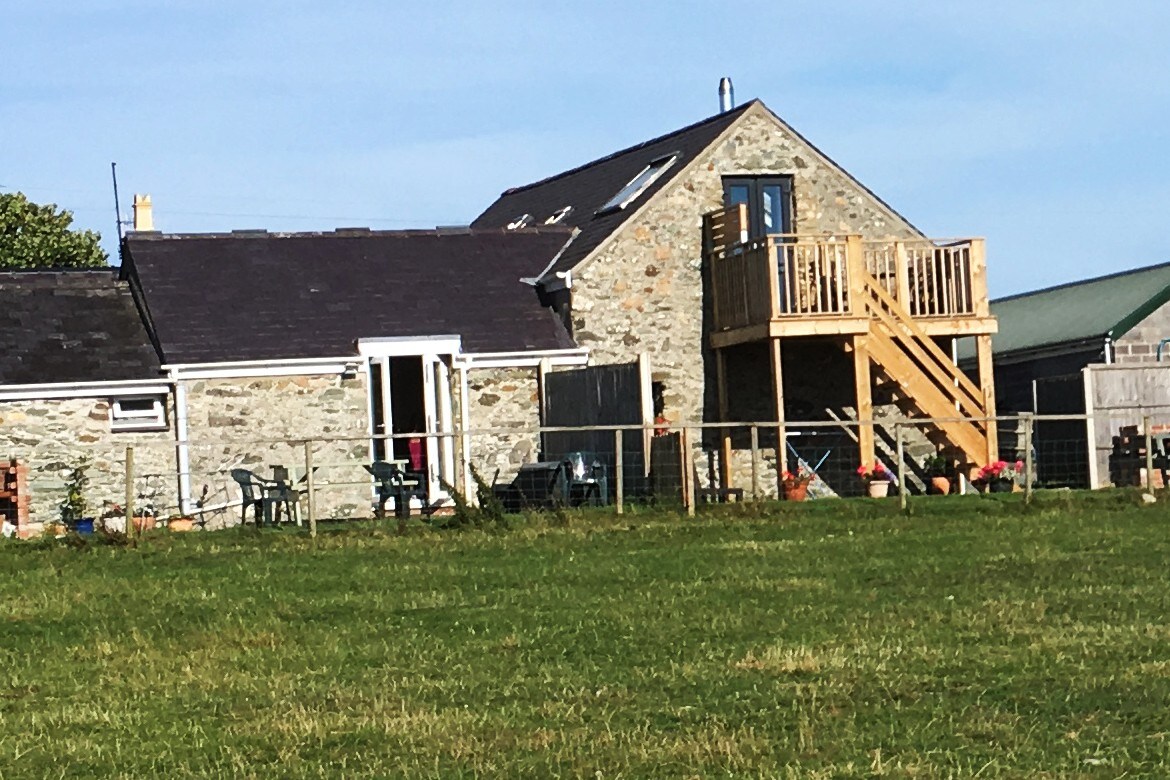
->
{"left": 929, "top": 476, "right": 951, "bottom": 495}
{"left": 783, "top": 482, "right": 809, "bottom": 502}
{"left": 168, "top": 517, "right": 195, "bottom": 532}
{"left": 132, "top": 516, "right": 155, "bottom": 532}
{"left": 867, "top": 480, "right": 890, "bottom": 498}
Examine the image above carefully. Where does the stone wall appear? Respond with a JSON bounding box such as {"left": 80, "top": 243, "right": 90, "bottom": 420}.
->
{"left": 462, "top": 367, "right": 542, "bottom": 485}
{"left": 1113, "top": 301, "right": 1170, "bottom": 364}
{"left": 183, "top": 374, "right": 371, "bottom": 525}
{"left": 570, "top": 105, "right": 921, "bottom": 491}
{"left": 0, "top": 397, "right": 176, "bottom": 530}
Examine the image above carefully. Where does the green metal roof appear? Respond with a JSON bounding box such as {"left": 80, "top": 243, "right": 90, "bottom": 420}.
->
{"left": 983, "top": 262, "right": 1170, "bottom": 357}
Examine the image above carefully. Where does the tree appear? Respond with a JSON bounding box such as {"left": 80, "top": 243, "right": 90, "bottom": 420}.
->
{"left": 0, "top": 191, "right": 108, "bottom": 269}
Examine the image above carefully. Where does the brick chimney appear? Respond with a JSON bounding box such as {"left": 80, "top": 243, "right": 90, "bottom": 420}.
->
{"left": 132, "top": 194, "right": 154, "bottom": 231}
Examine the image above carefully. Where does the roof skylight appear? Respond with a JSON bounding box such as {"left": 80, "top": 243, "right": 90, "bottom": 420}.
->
{"left": 506, "top": 214, "right": 533, "bottom": 230}
{"left": 545, "top": 206, "right": 573, "bottom": 225}
{"left": 596, "top": 153, "right": 679, "bottom": 215}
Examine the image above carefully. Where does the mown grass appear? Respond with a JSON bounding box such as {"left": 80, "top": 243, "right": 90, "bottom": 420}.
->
{"left": 3, "top": 492, "right": 1170, "bottom": 777}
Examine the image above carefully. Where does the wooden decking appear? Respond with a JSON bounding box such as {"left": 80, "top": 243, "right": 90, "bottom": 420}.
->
{"left": 707, "top": 206, "right": 996, "bottom": 346}
{"left": 704, "top": 204, "right": 999, "bottom": 480}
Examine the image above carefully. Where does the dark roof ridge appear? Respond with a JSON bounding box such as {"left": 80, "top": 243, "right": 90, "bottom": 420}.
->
{"left": 0, "top": 267, "right": 118, "bottom": 278}
{"left": 993, "top": 260, "right": 1170, "bottom": 304}
{"left": 496, "top": 100, "right": 759, "bottom": 198}
{"left": 130, "top": 226, "right": 575, "bottom": 241}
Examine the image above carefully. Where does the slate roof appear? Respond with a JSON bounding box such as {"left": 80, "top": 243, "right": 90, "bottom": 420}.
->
{"left": 979, "top": 262, "right": 1170, "bottom": 358}
{"left": 122, "top": 228, "right": 575, "bottom": 364}
{"left": 471, "top": 101, "right": 756, "bottom": 280}
{"left": 0, "top": 270, "right": 161, "bottom": 384}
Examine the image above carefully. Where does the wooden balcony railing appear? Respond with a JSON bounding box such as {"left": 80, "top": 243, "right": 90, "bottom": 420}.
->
{"left": 705, "top": 205, "right": 989, "bottom": 333}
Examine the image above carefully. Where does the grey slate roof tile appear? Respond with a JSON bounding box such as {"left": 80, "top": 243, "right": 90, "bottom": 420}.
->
{"left": 123, "top": 228, "right": 574, "bottom": 364}
{"left": 471, "top": 102, "right": 755, "bottom": 280}
{"left": 0, "top": 269, "right": 161, "bottom": 384}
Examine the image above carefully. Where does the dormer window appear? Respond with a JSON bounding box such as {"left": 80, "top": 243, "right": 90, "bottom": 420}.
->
{"left": 545, "top": 206, "right": 573, "bottom": 225}
{"left": 596, "top": 153, "right": 679, "bottom": 215}
{"left": 507, "top": 214, "right": 533, "bottom": 230}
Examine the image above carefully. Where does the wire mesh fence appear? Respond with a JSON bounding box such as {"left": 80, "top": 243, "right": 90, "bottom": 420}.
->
{"left": 6, "top": 409, "right": 1170, "bottom": 538}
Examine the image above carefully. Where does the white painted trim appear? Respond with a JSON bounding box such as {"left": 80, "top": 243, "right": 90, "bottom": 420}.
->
{"left": 521, "top": 229, "right": 580, "bottom": 286}
{"left": 1083, "top": 366, "right": 1099, "bottom": 489}
{"left": 454, "top": 349, "right": 588, "bottom": 370}
{"left": 0, "top": 380, "right": 172, "bottom": 402}
{"left": 459, "top": 365, "right": 472, "bottom": 499}
{"left": 174, "top": 380, "right": 193, "bottom": 513}
{"left": 166, "top": 362, "right": 355, "bottom": 380}
{"left": 356, "top": 336, "right": 462, "bottom": 358}
{"left": 163, "top": 356, "right": 354, "bottom": 371}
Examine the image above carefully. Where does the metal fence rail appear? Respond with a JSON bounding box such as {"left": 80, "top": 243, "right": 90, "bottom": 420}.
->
{"left": 5, "top": 409, "right": 1170, "bottom": 538}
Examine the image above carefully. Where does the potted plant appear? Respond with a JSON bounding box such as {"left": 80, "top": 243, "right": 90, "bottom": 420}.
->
{"left": 923, "top": 454, "right": 953, "bottom": 495}
{"left": 166, "top": 514, "right": 195, "bottom": 532}
{"left": 857, "top": 461, "right": 892, "bottom": 497}
{"left": 59, "top": 457, "right": 94, "bottom": 534}
{"left": 977, "top": 460, "right": 1024, "bottom": 493}
{"left": 781, "top": 465, "right": 814, "bottom": 502}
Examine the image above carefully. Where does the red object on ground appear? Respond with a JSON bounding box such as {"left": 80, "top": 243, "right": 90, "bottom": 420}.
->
{"left": 408, "top": 437, "right": 424, "bottom": 471}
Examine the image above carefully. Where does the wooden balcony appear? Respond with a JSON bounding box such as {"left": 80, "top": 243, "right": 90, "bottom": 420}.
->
{"left": 706, "top": 207, "right": 997, "bottom": 349}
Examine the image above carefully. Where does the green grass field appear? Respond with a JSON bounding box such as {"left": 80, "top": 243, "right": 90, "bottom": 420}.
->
{"left": 3, "top": 493, "right": 1170, "bottom": 778}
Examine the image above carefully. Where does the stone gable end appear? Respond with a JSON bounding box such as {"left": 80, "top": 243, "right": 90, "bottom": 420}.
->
{"left": 570, "top": 106, "right": 922, "bottom": 426}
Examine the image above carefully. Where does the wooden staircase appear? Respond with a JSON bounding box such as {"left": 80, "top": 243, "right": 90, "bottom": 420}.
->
{"left": 855, "top": 271, "right": 996, "bottom": 467}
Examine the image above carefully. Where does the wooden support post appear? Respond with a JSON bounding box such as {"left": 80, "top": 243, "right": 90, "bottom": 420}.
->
{"left": 845, "top": 235, "right": 865, "bottom": 314}
{"left": 1145, "top": 415, "right": 1155, "bottom": 492}
{"left": 1023, "top": 413, "right": 1034, "bottom": 504}
{"left": 715, "top": 347, "right": 732, "bottom": 491}
{"left": 304, "top": 441, "right": 317, "bottom": 538}
{"left": 976, "top": 333, "right": 998, "bottom": 463}
{"left": 614, "top": 429, "right": 624, "bottom": 515}
{"left": 853, "top": 334, "right": 875, "bottom": 470}
{"left": 681, "top": 426, "right": 696, "bottom": 517}
{"left": 894, "top": 241, "right": 912, "bottom": 311}
{"left": 770, "top": 337, "right": 787, "bottom": 479}
{"left": 749, "top": 425, "right": 760, "bottom": 501}
{"left": 970, "top": 239, "right": 990, "bottom": 317}
{"left": 896, "top": 424, "right": 907, "bottom": 512}
{"left": 124, "top": 446, "right": 134, "bottom": 536}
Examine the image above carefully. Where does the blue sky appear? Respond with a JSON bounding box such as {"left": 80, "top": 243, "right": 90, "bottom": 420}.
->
{"left": 3, "top": 1, "right": 1168, "bottom": 297}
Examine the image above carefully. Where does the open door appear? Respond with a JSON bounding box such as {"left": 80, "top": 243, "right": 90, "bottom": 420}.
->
{"left": 422, "top": 354, "right": 456, "bottom": 501}
{"left": 366, "top": 344, "right": 459, "bottom": 509}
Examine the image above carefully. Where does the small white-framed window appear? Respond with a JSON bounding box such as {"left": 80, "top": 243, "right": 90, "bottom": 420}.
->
{"left": 506, "top": 214, "right": 533, "bottom": 230}
{"left": 110, "top": 396, "right": 168, "bottom": 432}
{"left": 596, "top": 153, "right": 679, "bottom": 215}
{"left": 545, "top": 206, "right": 573, "bottom": 225}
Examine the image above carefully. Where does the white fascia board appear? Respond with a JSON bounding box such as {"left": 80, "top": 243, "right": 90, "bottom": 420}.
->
{"left": 454, "top": 348, "right": 589, "bottom": 370}
{"left": 163, "top": 357, "right": 357, "bottom": 380}
{"left": 356, "top": 335, "right": 463, "bottom": 358}
{"left": 0, "top": 379, "right": 173, "bottom": 402}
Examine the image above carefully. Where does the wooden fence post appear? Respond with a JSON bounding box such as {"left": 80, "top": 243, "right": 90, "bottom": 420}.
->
{"left": 304, "top": 441, "right": 317, "bottom": 538}
{"left": 1145, "top": 415, "right": 1155, "bottom": 492}
{"left": 1023, "top": 414, "right": 1034, "bottom": 504}
{"left": 895, "top": 425, "right": 907, "bottom": 512}
{"left": 124, "top": 446, "right": 134, "bottom": 535}
{"left": 614, "top": 429, "right": 624, "bottom": 515}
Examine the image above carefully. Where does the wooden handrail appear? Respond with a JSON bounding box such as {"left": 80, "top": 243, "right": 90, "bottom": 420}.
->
{"left": 861, "top": 271, "right": 987, "bottom": 419}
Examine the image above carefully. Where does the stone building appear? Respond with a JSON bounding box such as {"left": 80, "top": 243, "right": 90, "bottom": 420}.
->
{"left": 0, "top": 270, "right": 175, "bottom": 533}
{"left": 2, "top": 95, "right": 1002, "bottom": 523}
{"left": 475, "top": 98, "right": 998, "bottom": 493}
{"left": 0, "top": 229, "right": 587, "bottom": 530}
